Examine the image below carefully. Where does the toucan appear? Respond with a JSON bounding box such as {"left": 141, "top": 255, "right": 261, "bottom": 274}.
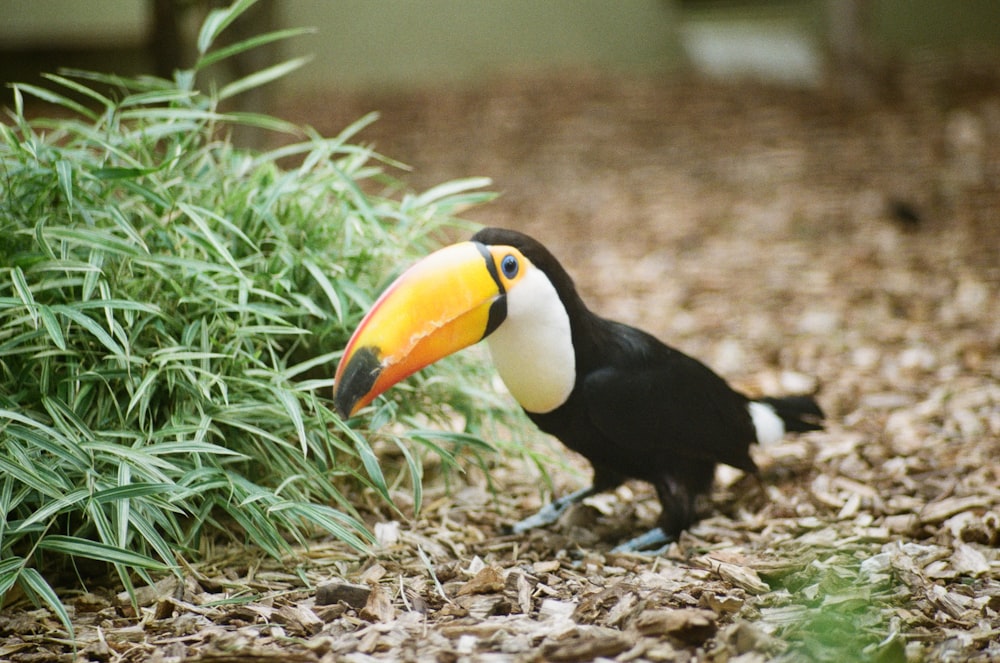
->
{"left": 334, "top": 227, "right": 824, "bottom": 551}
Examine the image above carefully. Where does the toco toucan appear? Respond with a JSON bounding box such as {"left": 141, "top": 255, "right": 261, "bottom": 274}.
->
{"left": 334, "top": 227, "right": 824, "bottom": 551}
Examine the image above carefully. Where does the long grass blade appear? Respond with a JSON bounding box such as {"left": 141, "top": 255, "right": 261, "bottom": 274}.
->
{"left": 332, "top": 415, "right": 391, "bottom": 503}
{"left": 51, "top": 305, "right": 123, "bottom": 355}
{"left": 197, "top": 0, "right": 258, "bottom": 55}
{"left": 218, "top": 57, "right": 310, "bottom": 101}
{"left": 272, "top": 388, "right": 308, "bottom": 455}
{"left": 37, "top": 535, "right": 172, "bottom": 570}
{"left": 41, "top": 73, "right": 114, "bottom": 110}
{"left": 196, "top": 27, "right": 315, "bottom": 70}
{"left": 302, "top": 258, "right": 343, "bottom": 322}
{"left": 10, "top": 267, "right": 37, "bottom": 326}
{"left": 11, "top": 83, "right": 98, "bottom": 121}
{"left": 0, "top": 557, "right": 25, "bottom": 597}
{"left": 17, "top": 488, "right": 90, "bottom": 530}
{"left": 18, "top": 568, "right": 74, "bottom": 638}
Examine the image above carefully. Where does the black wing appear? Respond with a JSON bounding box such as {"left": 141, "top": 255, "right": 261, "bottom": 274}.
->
{"left": 580, "top": 340, "right": 758, "bottom": 476}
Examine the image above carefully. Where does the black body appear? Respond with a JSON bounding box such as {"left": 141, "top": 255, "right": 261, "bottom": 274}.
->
{"left": 472, "top": 227, "right": 824, "bottom": 539}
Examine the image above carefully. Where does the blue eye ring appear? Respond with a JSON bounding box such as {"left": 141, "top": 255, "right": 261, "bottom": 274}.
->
{"left": 500, "top": 254, "right": 519, "bottom": 279}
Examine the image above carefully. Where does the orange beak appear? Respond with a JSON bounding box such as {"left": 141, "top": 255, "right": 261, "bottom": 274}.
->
{"left": 333, "top": 241, "right": 507, "bottom": 418}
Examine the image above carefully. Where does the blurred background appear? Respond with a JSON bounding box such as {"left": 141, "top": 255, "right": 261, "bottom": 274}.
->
{"left": 3, "top": 1, "right": 1000, "bottom": 94}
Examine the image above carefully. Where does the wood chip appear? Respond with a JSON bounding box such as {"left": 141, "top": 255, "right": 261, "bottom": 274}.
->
{"left": 572, "top": 582, "right": 636, "bottom": 624}
{"left": 539, "top": 598, "right": 577, "bottom": 621}
{"left": 951, "top": 543, "right": 991, "bottom": 576}
{"left": 533, "top": 560, "right": 562, "bottom": 574}
{"left": 374, "top": 521, "right": 401, "bottom": 548}
{"left": 634, "top": 608, "right": 718, "bottom": 644}
{"left": 273, "top": 604, "right": 323, "bottom": 637}
{"left": 694, "top": 556, "right": 770, "bottom": 594}
{"left": 117, "top": 576, "right": 180, "bottom": 607}
{"left": 541, "top": 626, "right": 632, "bottom": 662}
{"left": 359, "top": 584, "right": 395, "bottom": 623}
{"left": 316, "top": 581, "right": 371, "bottom": 608}
{"left": 700, "top": 591, "right": 744, "bottom": 614}
{"left": 920, "top": 496, "right": 991, "bottom": 524}
{"left": 456, "top": 565, "right": 505, "bottom": 596}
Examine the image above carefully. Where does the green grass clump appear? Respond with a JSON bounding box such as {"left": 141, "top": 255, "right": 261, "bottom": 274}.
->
{"left": 0, "top": 0, "right": 508, "bottom": 633}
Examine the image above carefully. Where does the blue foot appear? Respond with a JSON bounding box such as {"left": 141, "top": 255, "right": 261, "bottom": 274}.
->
{"left": 510, "top": 486, "right": 597, "bottom": 534}
{"left": 611, "top": 527, "right": 673, "bottom": 553}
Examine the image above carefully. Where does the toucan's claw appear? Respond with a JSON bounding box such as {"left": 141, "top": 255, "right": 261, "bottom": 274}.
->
{"left": 611, "top": 526, "right": 673, "bottom": 554}
{"left": 510, "top": 501, "right": 569, "bottom": 534}
{"left": 509, "top": 485, "right": 599, "bottom": 534}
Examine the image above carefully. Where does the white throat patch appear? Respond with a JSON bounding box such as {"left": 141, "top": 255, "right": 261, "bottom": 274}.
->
{"left": 485, "top": 268, "right": 576, "bottom": 413}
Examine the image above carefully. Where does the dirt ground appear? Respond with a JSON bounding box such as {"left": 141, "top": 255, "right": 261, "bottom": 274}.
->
{"left": 3, "top": 62, "right": 1000, "bottom": 661}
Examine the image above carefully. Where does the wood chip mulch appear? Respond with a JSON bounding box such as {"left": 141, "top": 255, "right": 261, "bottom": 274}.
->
{"left": 3, "top": 61, "right": 999, "bottom": 662}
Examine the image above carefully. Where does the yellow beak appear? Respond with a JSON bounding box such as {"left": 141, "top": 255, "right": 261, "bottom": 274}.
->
{"left": 333, "top": 241, "right": 506, "bottom": 418}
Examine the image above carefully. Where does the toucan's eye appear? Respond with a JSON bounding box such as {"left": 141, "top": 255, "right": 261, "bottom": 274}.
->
{"left": 501, "top": 254, "right": 519, "bottom": 279}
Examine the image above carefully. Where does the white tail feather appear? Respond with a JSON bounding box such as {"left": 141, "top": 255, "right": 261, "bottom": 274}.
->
{"left": 748, "top": 401, "right": 786, "bottom": 445}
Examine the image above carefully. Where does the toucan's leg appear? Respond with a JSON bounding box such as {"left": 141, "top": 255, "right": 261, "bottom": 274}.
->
{"left": 510, "top": 466, "right": 624, "bottom": 534}
{"left": 612, "top": 462, "right": 715, "bottom": 553}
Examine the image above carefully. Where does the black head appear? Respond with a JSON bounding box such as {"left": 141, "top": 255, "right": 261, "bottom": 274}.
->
{"left": 470, "top": 227, "right": 585, "bottom": 313}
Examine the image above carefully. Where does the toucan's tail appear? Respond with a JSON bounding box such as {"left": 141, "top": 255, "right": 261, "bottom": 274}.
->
{"left": 748, "top": 395, "right": 825, "bottom": 445}
{"left": 760, "top": 395, "right": 825, "bottom": 432}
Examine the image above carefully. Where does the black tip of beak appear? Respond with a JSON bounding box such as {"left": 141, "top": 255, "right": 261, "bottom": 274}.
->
{"left": 334, "top": 346, "right": 382, "bottom": 418}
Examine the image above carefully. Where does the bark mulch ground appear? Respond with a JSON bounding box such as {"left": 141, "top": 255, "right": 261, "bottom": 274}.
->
{"left": 2, "top": 62, "right": 999, "bottom": 662}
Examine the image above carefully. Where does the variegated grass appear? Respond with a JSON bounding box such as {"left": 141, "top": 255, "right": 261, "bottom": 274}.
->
{"left": 0, "top": 0, "right": 513, "bottom": 637}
